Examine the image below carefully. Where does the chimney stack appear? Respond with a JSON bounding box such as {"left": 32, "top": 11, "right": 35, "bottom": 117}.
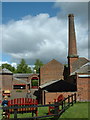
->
{"left": 68, "top": 14, "right": 78, "bottom": 74}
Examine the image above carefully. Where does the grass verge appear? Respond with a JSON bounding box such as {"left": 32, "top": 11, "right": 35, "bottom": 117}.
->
{"left": 0, "top": 102, "right": 89, "bottom": 120}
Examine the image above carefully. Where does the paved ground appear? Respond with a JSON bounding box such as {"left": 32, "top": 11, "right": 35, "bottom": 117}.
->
{"left": 2, "top": 89, "right": 38, "bottom": 100}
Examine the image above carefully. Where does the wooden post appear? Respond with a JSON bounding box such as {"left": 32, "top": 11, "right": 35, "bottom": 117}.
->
{"left": 61, "top": 100, "right": 63, "bottom": 110}
{"left": 63, "top": 99, "right": 65, "bottom": 108}
{"left": 68, "top": 95, "right": 70, "bottom": 107}
{"left": 14, "top": 104, "right": 18, "bottom": 119}
{"left": 71, "top": 94, "right": 73, "bottom": 106}
{"left": 54, "top": 102, "right": 59, "bottom": 119}
{"left": 48, "top": 102, "right": 51, "bottom": 115}
{"left": 74, "top": 93, "right": 76, "bottom": 103}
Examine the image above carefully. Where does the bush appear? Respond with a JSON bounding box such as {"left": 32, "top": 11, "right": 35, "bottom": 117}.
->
{"left": 16, "top": 90, "right": 22, "bottom": 92}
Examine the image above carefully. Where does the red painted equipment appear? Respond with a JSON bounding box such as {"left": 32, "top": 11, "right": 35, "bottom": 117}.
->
{"left": 48, "top": 94, "right": 64, "bottom": 115}
{"left": 6, "top": 98, "right": 38, "bottom": 118}
{"left": 2, "top": 90, "right": 11, "bottom": 97}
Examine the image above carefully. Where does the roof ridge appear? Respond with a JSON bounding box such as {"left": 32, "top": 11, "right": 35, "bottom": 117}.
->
{"left": 71, "top": 62, "right": 90, "bottom": 75}
{"left": 39, "top": 80, "right": 60, "bottom": 88}
{"left": 0, "top": 68, "right": 12, "bottom": 74}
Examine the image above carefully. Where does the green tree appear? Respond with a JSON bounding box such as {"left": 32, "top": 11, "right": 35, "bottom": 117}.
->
{"left": 16, "top": 59, "right": 32, "bottom": 73}
{"left": 34, "top": 59, "right": 43, "bottom": 73}
{"left": 0, "top": 66, "right": 2, "bottom": 70}
{"left": 2, "top": 63, "right": 16, "bottom": 73}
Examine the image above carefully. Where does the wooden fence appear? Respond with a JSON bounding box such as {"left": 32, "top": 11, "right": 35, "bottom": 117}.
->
{"left": 2, "top": 93, "right": 76, "bottom": 120}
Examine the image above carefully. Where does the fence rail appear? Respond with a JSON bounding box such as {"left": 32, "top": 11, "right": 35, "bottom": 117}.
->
{"left": 1, "top": 93, "right": 76, "bottom": 120}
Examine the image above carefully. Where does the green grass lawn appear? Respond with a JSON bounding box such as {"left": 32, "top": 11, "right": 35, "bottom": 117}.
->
{"left": 60, "top": 102, "right": 88, "bottom": 119}
{"left": 0, "top": 102, "right": 89, "bottom": 120}
{"left": 0, "top": 105, "right": 2, "bottom": 120}
{"left": 10, "top": 106, "right": 49, "bottom": 118}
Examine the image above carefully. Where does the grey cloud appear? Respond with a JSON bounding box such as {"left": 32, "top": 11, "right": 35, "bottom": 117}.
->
{"left": 54, "top": 2, "right": 88, "bottom": 59}
{"left": 54, "top": 2, "right": 88, "bottom": 26}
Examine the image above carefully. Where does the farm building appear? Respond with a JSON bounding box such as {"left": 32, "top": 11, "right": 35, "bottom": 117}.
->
{"left": 0, "top": 70, "right": 39, "bottom": 100}
{"left": 0, "top": 14, "right": 90, "bottom": 103}
{"left": 38, "top": 14, "right": 90, "bottom": 104}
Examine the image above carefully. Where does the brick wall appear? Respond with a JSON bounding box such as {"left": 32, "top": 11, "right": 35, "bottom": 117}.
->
{"left": 40, "top": 59, "right": 64, "bottom": 85}
{"left": 28, "top": 74, "right": 39, "bottom": 82}
{"left": 68, "top": 57, "right": 78, "bottom": 74}
{"left": 44, "top": 92, "right": 76, "bottom": 104}
{"left": 77, "top": 73, "right": 90, "bottom": 101}
{"left": 2, "top": 74, "right": 13, "bottom": 90}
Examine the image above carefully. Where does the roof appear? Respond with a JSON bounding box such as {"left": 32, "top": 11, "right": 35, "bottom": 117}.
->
{"left": 72, "top": 57, "right": 89, "bottom": 73}
{"left": 13, "top": 77, "right": 29, "bottom": 84}
{"left": 13, "top": 73, "right": 33, "bottom": 78}
{"left": 39, "top": 80, "right": 60, "bottom": 88}
{"left": 39, "top": 80, "right": 76, "bottom": 92}
{"left": 13, "top": 73, "right": 39, "bottom": 78}
{"left": 78, "top": 75, "right": 90, "bottom": 78}
{"left": 71, "top": 62, "right": 90, "bottom": 75}
{"left": 0, "top": 68, "right": 13, "bottom": 74}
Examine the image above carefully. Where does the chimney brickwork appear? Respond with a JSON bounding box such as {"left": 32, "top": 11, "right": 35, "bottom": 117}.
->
{"left": 68, "top": 14, "right": 78, "bottom": 75}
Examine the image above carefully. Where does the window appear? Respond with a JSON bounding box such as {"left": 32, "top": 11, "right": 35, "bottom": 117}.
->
{"left": 13, "top": 84, "right": 26, "bottom": 89}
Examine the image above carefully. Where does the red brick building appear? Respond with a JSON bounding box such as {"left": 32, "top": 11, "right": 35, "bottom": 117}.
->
{"left": 39, "top": 14, "right": 90, "bottom": 104}
{"left": 71, "top": 62, "right": 90, "bottom": 101}
{"left": 67, "top": 14, "right": 90, "bottom": 102}
{"left": 0, "top": 70, "right": 39, "bottom": 100}
{"left": 0, "top": 68, "right": 13, "bottom": 91}
{"left": 40, "top": 59, "right": 64, "bottom": 85}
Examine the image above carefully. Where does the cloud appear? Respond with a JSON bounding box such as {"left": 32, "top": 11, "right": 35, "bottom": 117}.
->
{"left": 0, "top": 61, "right": 17, "bottom": 68}
{"left": 11, "top": 62, "right": 17, "bottom": 68}
{"left": 2, "top": 13, "right": 68, "bottom": 64}
{"left": 1, "top": 2, "right": 88, "bottom": 65}
{"left": 0, "top": 61, "right": 9, "bottom": 66}
{"left": 54, "top": 2, "right": 88, "bottom": 58}
{"left": 54, "top": 2, "right": 88, "bottom": 25}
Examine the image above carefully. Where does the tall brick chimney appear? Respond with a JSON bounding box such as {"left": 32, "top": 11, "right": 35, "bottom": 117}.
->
{"left": 68, "top": 14, "right": 78, "bottom": 75}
